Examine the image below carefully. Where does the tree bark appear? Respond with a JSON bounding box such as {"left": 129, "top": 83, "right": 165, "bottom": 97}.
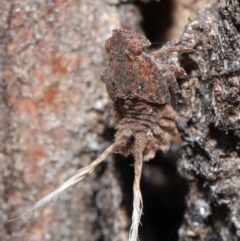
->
{"left": 0, "top": 1, "right": 128, "bottom": 241}
{"left": 177, "top": 1, "right": 240, "bottom": 240}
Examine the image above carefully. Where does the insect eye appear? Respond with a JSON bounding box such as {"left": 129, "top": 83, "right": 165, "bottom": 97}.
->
{"left": 105, "top": 37, "right": 113, "bottom": 52}
{"left": 127, "top": 38, "right": 143, "bottom": 56}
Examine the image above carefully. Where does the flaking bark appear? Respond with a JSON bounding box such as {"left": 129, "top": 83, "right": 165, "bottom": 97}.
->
{"left": 175, "top": 1, "right": 240, "bottom": 240}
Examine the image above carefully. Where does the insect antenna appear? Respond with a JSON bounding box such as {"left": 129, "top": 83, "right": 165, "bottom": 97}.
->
{"left": 129, "top": 132, "right": 147, "bottom": 241}
{"left": 129, "top": 150, "right": 144, "bottom": 241}
{"left": 8, "top": 143, "right": 117, "bottom": 223}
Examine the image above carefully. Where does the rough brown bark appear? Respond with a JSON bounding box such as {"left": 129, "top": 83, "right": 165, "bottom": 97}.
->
{"left": 176, "top": 1, "right": 240, "bottom": 240}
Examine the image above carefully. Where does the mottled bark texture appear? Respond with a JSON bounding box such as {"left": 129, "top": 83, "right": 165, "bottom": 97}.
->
{"left": 176, "top": 1, "right": 240, "bottom": 240}
{"left": 0, "top": 1, "right": 128, "bottom": 241}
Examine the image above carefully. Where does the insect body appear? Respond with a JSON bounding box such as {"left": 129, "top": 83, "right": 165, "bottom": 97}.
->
{"left": 100, "top": 29, "right": 193, "bottom": 241}
{"left": 101, "top": 29, "right": 192, "bottom": 158}
{"left": 101, "top": 29, "right": 191, "bottom": 105}
{"left": 13, "top": 29, "right": 192, "bottom": 241}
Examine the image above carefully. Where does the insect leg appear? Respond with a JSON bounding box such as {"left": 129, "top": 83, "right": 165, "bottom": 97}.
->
{"left": 163, "top": 71, "right": 182, "bottom": 109}
{"left": 159, "top": 64, "right": 187, "bottom": 79}
{"left": 153, "top": 45, "right": 194, "bottom": 59}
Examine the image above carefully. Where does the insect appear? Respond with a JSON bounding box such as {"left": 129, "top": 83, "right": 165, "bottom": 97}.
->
{"left": 11, "top": 29, "right": 193, "bottom": 241}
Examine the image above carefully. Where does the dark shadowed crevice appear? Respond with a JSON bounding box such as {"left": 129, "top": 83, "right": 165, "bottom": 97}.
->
{"left": 137, "top": 0, "right": 174, "bottom": 47}
{"left": 209, "top": 123, "right": 240, "bottom": 152}
{"left": 114, "top": 148, "right": 188, "bottom": 241}
{"left": 209, "top": 205, "right": 229, "bottom": 239}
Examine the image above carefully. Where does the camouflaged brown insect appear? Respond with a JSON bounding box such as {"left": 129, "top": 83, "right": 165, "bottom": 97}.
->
{"left": 11, "top": 29, "right": 193, "bottom": 241}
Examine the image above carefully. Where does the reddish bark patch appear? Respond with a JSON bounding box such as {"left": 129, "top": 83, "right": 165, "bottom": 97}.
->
{"left": 51, "top": 51, "right": 68, "bottom": 75}
{"left": 44, "top": 83, "right": 59, "bottom": 104}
